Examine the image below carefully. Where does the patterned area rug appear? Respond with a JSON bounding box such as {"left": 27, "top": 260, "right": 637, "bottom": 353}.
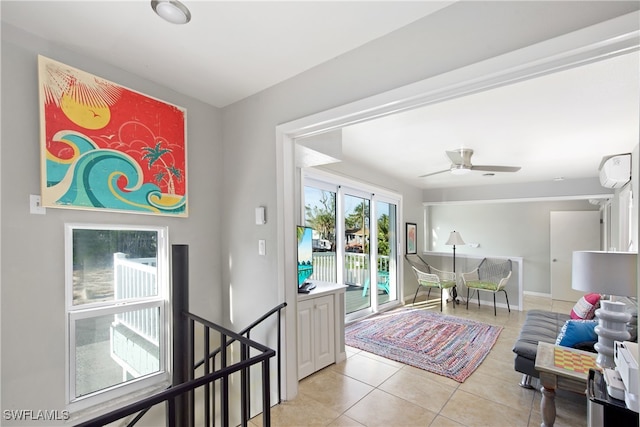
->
{"left": 345, "top": 309, "right": 502, "bottom": 382}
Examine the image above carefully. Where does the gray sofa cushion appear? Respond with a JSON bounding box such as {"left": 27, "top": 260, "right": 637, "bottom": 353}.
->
{"left": 513, "top": 309, "right": 570, "bottom": 362}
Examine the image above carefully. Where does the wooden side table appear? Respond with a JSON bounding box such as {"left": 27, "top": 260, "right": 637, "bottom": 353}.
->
{"left": 534, "top": 342, "right": 597, "bottom": 427}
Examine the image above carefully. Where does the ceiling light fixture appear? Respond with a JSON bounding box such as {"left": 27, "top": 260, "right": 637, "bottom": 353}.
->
{"left": 450, "top": 165, "right": 471, "bottom": 175}
{"left": 151, "top": 0, "right": 191, "bottom": 24}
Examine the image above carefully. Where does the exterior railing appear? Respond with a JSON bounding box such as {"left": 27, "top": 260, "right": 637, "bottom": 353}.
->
{"left": 113, "top": 253, "right": 159, "bottom": 344}
{"left": 311, "top": 252, "right": 389, "bottom": 285}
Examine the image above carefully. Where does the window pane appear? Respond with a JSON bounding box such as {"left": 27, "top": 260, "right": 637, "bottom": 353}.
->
{"left": 73, "top": 229, "right": 158, "bottom": 305}
{"left": 344, "top": 194, "right": 370, "bottom": 314}
{"left": 75, "top": 307, "right": 160, "bottom": 398}
{"left": 304, "top": 186, "right": 337, "bottom": 282}
{"left": 376, "top": 201, "right": 397, "bottom": 303}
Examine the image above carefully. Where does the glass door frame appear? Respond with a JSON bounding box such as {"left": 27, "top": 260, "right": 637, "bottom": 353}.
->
{"left": 373, "top": 194, "right": 399, "bottom": 312}
{"left": 342, "top": 187, "right": 374, "bottom": 319}
{"left": 302, "top": 170, "right": 402, "bottom": 322}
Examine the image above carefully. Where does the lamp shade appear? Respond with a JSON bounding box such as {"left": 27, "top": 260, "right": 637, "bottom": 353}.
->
{"left": 446, "top": 231, "right": 465, "bottom": 246}
{"left": 572, "top": 251, "right": 638, "bottom": 296}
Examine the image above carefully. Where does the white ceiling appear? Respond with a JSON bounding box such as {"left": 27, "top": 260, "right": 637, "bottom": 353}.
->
{"left": 2, "top": 1, "right": 638, "bottom": 191}
{"left": 0, "top": 0, "right": 454, "bottom": 108}
{"left": 341, "top": 50, "right": 640, "bottom": 189}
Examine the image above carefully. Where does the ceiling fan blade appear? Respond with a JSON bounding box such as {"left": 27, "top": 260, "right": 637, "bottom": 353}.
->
{"left": 446, "top": 150, "right": 464, "bottom": 165}
{"left": 419, "top": 169, "right": 450, "bottom": 178}
{"left": 470, "top": 165, "right": 521, "bottom": 173}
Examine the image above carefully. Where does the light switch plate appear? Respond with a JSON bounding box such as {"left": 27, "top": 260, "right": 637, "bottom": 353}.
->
{"left": 30, "top": 194, "right": 46, "bottom": 215}
{"left": 255, "top": 207, "right": 266, "bottom": 225}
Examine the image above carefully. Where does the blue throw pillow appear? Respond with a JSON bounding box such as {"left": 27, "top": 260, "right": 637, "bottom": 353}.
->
{"left": 556, "top": 319, "right": 598, "bottom": 348}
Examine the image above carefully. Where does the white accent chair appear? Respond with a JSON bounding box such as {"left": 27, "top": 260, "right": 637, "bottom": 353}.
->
{"left": 405, "top": 254, "right": 456, "bottom": 311}
{"left": 461, "top": 258, "right": 512, "bottom": 316}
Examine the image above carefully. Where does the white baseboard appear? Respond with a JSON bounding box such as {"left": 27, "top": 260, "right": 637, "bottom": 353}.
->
{"left": 523, "top": 291, "right": 551, "bottom": 298}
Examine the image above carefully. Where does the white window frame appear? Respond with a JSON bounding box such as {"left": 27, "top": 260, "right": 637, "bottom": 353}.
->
{"left": 65, "top": 223, "right": 170, "bottom": 415}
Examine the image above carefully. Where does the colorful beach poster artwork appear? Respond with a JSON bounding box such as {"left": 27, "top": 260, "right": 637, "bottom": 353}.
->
{"left": 38, "top": 55, "right": 187, "bottom": 216}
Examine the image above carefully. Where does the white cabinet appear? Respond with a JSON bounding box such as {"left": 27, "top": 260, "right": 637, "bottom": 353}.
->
{"left": 297, "top": 283, "right": 346, "bottom": 380}
{"left": 297, "top": 295, "right": 334, "bottom": 379}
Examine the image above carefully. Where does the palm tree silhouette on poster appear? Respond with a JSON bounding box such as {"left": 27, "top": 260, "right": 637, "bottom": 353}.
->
{"left": 142, "top": 142, "right": 183, "bottom": 195}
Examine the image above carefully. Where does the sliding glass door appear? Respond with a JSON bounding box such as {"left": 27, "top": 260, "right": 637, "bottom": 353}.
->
{"left": 303, "top": 174, "right": 400, "bottom": 321}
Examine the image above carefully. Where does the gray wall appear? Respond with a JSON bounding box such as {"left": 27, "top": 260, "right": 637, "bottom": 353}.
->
{"left": 427, "top": 199, "right": 600, "bottom": 295}
{"left": 1, "top": 25, "right": 222, "bottom": 422}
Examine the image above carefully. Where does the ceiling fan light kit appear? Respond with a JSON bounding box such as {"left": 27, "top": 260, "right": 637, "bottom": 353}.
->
{"left": 450, "top": 165, "right": 471, "bottom": 175}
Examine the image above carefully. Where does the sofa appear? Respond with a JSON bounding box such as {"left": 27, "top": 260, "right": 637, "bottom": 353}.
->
{"left": 513, "top": 295, "right": 638, "bottom": 388}
{"left": 512, "top": 309, "right": 571, "bottom": 388}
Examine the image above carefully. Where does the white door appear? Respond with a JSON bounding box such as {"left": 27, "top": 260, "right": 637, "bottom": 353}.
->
{"left": 550, "top": 211, "right": 600, "bottom": 301}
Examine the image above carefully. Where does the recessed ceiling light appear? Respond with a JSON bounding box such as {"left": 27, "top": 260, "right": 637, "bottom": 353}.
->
{"left": 151, "top": 0, "right": 191, "bottom": 25}
{"left": 554, "top": 176, "right": 565, "bottom": 181}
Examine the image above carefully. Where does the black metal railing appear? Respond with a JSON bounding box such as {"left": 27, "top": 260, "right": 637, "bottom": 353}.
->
{"left": 74, "top": 245, "right": 286, "bottom": 427}
{"left": 74, "top": 317, "right": 275, "bottom": 427}
{"left": 183, "top": 311, "right": 283, "bottom": 427}
{"left": 193, "top": 301, "right": 288, "bottom": 419}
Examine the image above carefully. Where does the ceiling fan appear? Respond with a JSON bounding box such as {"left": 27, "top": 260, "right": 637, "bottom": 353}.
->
{"left": 419, "top": 148, "right": 521, "bottom": 177}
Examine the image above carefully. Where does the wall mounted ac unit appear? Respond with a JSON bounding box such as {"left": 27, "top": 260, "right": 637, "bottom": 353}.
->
{"left": 599, "top": 153, "right": 631, "bottom": 188}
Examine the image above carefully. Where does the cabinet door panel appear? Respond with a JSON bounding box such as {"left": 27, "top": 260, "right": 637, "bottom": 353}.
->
{"left": 314, "top": 295, "right": 335, "bottom": 370}
{"left": 297, "top": 299, "right": 315, "bottom": 379}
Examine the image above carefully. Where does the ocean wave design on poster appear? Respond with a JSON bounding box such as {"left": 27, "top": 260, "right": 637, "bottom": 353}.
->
{"left": 46, "top": 131, "right": 186, "bottom": 214}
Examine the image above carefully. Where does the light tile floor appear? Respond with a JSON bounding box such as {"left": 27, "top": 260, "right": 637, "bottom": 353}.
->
{"left": 253, "top": 295, "right": 588, "bottom": 427}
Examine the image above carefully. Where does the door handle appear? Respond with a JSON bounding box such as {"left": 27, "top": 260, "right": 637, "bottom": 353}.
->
{"left": 552, "top": 259, "right": 557, "bottom": 262}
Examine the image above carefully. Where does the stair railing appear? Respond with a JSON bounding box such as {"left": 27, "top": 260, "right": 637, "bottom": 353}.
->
{"left": 73, "top": 315, "right": 274, "bottom": 426}
{"left": 193, "top": 301, "right": 287, "bottom": 423}
{"left": 74, "top": 245, "right": 285, "bottom": 427}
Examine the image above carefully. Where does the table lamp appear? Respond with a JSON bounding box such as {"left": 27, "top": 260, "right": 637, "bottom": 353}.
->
{"left": 445, "top": 231, "right": 465, "bottom": 273}
{"left": 572, "top": 251, "right": 638, "bottom": 368}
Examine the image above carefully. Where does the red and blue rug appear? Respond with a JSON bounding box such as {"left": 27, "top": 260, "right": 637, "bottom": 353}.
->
{"left": 345, "top": 309, "right": 502, "bottom": 382}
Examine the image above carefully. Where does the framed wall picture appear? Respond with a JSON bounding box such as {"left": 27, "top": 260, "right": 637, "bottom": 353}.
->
{"left": 406, "top": 223, "right": 417, "bottom": 254}
{"left": 38, "top": 55, "right": 188, "bottom": 217}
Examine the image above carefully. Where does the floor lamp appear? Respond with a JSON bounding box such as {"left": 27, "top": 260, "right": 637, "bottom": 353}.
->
{"left": 572, "top": 250, "right": 638, "bottom": 368}
{"left": 446, "top": 231, "right": 465, "bottom": 302}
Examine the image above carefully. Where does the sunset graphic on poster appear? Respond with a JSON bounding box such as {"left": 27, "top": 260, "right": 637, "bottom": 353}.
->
{"left": 39, "top": 55, "right": 187, "bottom": 216}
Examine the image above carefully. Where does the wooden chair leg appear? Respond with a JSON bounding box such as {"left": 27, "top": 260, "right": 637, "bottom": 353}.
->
{"left": 466, "top": 288, "right": 470, "bottom": 310}
{"left": 477, "top": 290, "right": 480, "bottom": 307}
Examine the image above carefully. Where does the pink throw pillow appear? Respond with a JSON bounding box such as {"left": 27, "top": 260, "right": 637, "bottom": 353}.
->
{"left": 570, "top": 293, "right": 601, "bottom": 320}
